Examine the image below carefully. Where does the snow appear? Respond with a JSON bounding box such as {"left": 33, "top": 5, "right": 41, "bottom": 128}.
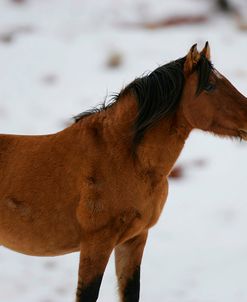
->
{"left": 0, "top": 0, "right": 247, "bottom": 301}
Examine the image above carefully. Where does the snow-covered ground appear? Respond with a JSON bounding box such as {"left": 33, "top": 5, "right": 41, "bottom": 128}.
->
{"left": 0, "top": 0, "right": 247, "bottom": 301}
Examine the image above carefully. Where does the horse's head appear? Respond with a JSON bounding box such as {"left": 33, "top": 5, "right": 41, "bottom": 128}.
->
{"left": 181, "top": 42, "right": 247, "bottom": 140}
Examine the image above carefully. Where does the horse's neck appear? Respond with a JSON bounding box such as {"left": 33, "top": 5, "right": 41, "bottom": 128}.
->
{"left": 104, "top": 93, "right": 191, "bottom": 176}
{"left": 73, "top": 93, "right": 191, "bottom": 176}
{"left": 136, "top": 112, "right": 191, "bottom": 176}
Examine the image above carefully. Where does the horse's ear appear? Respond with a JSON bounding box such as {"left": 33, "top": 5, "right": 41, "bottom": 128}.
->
{"left": 200, "top": 41, "right": 211, "bottom": 60}
{"left": 184, "top": 44, "right": 201, "bottom": 75}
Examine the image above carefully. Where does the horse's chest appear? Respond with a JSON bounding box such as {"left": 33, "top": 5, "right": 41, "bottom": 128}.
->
{"left": 115, "top": 180, "right": 168, "bottom": 243}
{"left": 77, "top": 173, "right": 168, "bottom": 242}
{"left": 143, "top": 179, "right": 168, "bottom": 227}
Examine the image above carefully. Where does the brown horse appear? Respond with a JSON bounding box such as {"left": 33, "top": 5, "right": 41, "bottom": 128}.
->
{"left": 0, "top": 42, "right": 247, "bottom": 302}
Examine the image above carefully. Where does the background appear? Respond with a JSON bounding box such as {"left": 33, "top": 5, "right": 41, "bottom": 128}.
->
{"left": 0, "top": 0, "right": 247, "bottom": 301}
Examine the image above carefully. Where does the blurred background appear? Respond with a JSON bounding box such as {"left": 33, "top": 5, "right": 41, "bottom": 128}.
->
{"left": 0, "top": 0, "right": 247, "bottom": 301}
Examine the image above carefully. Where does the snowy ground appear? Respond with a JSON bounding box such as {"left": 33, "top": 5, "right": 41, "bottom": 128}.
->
{"left": 0, "top": 0, "right": 247, "bottom": 301}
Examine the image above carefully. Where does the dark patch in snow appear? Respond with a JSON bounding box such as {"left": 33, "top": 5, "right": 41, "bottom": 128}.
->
{"left": 0, "top": 25, "right": 34, "bottom": 44}
{"left": 106, "top": 51, "right": 123, "bottom": 68}
{"left": 169, "top": 165, "right": 184, "bottom": 179}
{"left": 41, "top": 74, "right": 58, "bottom": 86}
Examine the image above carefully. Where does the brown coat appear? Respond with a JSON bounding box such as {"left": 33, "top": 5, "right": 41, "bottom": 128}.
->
{"left": 1, "top": 42, "right": 247, "bottom": 302}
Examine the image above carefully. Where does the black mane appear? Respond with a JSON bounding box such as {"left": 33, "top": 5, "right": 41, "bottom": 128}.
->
{"left": 74, "top": 54, "right": 213, "bottom": 147}
{"left": 126, "top": 57, "right": 186, "bottom": 145}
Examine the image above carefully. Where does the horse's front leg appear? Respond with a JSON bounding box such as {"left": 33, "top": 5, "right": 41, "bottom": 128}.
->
{"left": 76, "top": 233, "right": 115, "bottom": 302}
{"left": 115, "top": 231, "right": 148, "bottom": 302}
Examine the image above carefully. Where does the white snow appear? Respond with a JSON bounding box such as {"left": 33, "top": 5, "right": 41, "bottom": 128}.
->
{"left": 0, "top": 0, "right": 247, "bottom": 301}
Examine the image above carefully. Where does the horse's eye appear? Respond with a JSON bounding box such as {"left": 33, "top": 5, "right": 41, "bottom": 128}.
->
{"left": 204, "top": 83, "right": 216, "bottom": 92}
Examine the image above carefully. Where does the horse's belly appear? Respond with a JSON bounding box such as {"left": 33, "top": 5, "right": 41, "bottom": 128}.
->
{"left": 0, "top": 237, "right": 80, "bottom": 257}
{"left": 0, "top": 197, "right": 81, "bottom": 256}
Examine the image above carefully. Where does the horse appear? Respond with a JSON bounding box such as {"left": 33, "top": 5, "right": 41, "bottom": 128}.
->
{"left": 0, "top": 42, "right": 247, "bottom": 302}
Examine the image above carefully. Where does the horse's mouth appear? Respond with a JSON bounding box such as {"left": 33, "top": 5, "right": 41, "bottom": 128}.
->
{"left": 239, "top": 129, "right": 247, "bottom": 140}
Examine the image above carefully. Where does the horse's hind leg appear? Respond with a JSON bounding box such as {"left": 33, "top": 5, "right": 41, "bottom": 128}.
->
{"left": 115, "top": 231, "right": 148, "bottom": 302}
{"left": 76, "top": 234, "right": 115, "bottom": 302}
